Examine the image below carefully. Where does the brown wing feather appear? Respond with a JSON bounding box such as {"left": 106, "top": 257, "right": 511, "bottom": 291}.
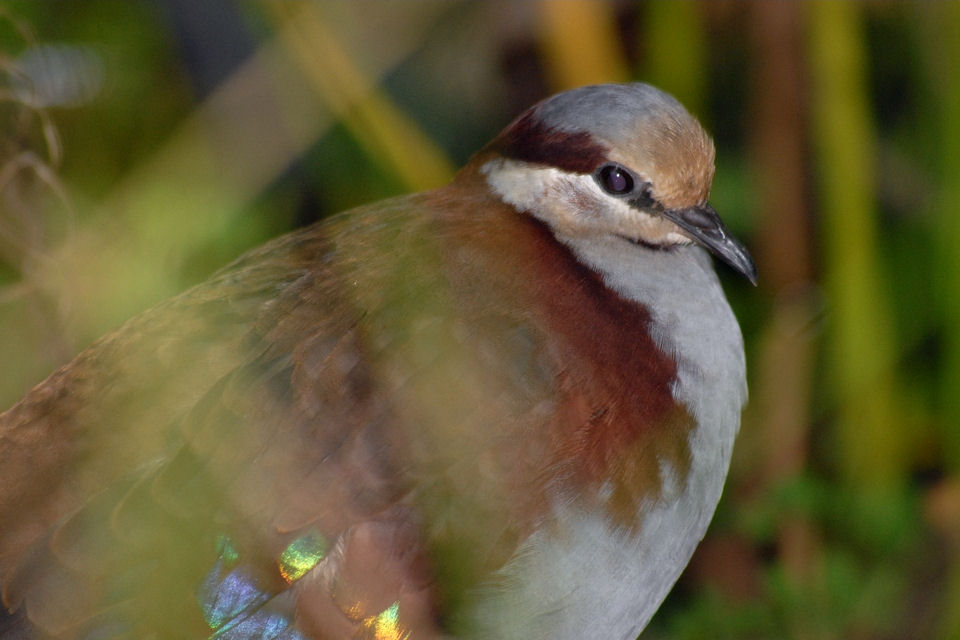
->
{"left": 0, "top": 191, "right": 563, "bottom": 638}
{"left": 0, "top": 177, "right": 685, "bottom": 638}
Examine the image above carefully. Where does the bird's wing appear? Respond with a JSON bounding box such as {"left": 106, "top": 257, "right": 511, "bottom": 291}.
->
{"left": 0, "top": 192, "right": 570, "bottom": 639}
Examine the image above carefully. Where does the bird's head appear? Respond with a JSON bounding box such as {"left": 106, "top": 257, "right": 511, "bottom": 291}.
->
{"left": 475, "top": 83, "right": 757, "bottom": 285}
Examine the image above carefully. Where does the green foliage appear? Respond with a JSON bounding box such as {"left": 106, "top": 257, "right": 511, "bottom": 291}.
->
{"left": 2, "top": 2, "right": 958, "bottom": 638}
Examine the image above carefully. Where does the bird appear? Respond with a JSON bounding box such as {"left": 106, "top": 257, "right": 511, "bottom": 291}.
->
{"left": 0, "top": 82, "right": 754, "bottom": 640}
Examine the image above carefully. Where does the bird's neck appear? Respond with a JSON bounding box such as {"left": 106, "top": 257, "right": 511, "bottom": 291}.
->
{"left": 433, "top": 168, "right": 746, "bottom": 523}
{"left": 558, "top": 230, "right": 748, "bottom": 444}
{"left": 451, "top": 157, "right": 747, "bottom": 465}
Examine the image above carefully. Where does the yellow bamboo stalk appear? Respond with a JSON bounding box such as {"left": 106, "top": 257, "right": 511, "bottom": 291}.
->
{"left": 806, "top": 2, "right": 905, "bottom": 488}
{"left": 537, "top": 0, "right": 630, "bottom": 91}
{"left": 266, "top": 3, "right": 454, "bottom": 192}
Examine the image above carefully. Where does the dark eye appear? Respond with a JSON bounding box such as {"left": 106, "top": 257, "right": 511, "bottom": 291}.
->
{"left": 596, "top": 163, "right": 635, "bottom": 195}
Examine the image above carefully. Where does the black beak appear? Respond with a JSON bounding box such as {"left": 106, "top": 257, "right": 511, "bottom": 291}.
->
{"left": 660, "top": 203, "right": 758, "bottom": 285}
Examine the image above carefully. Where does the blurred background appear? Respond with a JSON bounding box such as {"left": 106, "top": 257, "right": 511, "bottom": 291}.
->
{"left": 1, "top": 2, "right": 958, "bottom": 638}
